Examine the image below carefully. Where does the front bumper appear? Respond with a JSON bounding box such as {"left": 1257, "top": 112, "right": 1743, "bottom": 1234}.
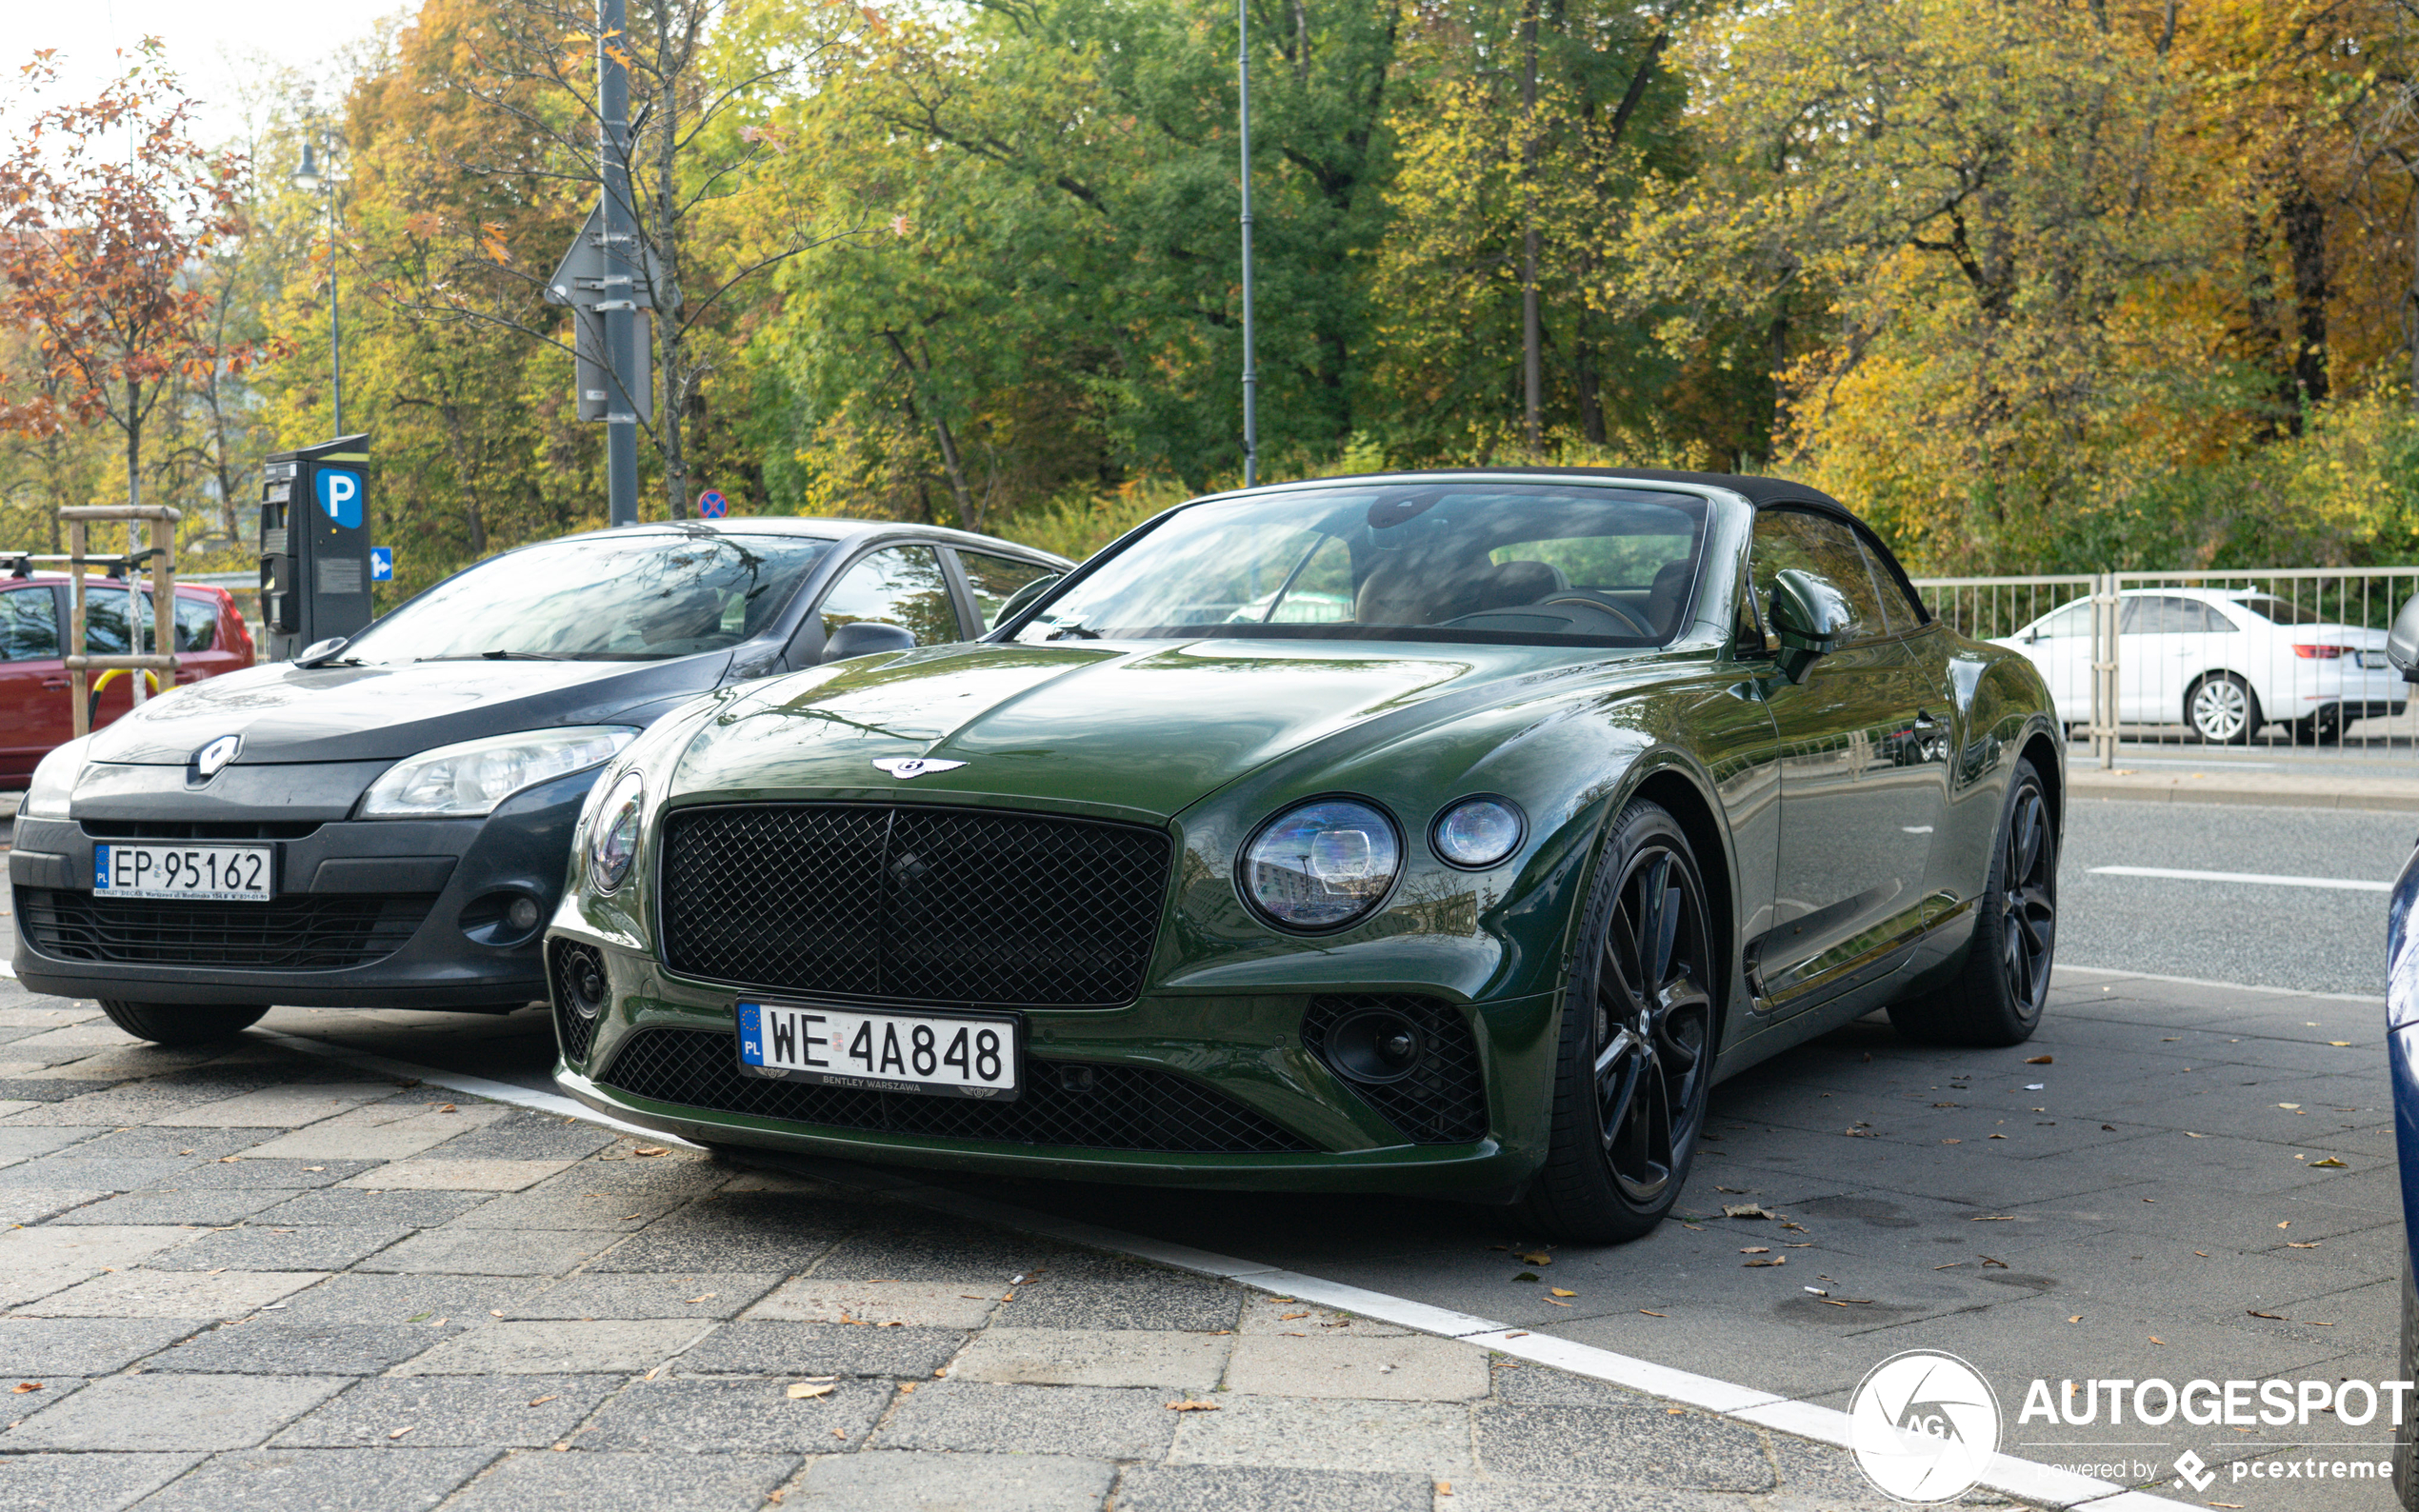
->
{"left": 547, "top": 932, "right": 1561, "bottom": 1198}
{"left": 9, "top": 766, "right": 598, "bottom": 1010}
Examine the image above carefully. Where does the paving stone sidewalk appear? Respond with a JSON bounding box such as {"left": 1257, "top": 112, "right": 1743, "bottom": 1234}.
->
{"left": 0, "top": 980, "right": 2023, "bottom": 1512}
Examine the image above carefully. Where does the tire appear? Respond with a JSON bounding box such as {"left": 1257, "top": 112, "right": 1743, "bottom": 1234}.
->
{"left": 2397, "top": 1249, "right": 2418, "bottom": 1509}
{"left": 1887, "top": 758, "right": 2057, "bottom": 1047}
{"left": 1520, "top": 798, "right": 1718, "bottom": 1245}
{"left": 2293, "top": 706, "right": 2344, "bottom": 746}
{"left": 2188, "top": 672, "right": 2259, "bottom": 744}
{"left": 97, "top": 1000, "right": 269, "bottom": 1046}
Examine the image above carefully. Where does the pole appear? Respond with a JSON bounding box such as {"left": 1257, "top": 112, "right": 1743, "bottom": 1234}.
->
{"left": 1237, "top": 0, "right": 1258, "bottom": 490}
{"left": 329, "top": 162, "right": 343, "bottom": 439}
{"left": 600, "top": 0, "right": 640, "bottom": 527}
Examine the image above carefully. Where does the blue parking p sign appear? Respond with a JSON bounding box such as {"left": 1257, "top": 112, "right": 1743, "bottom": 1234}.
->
{"left": 370, "top": 547, "right": 392, "bottom": 582}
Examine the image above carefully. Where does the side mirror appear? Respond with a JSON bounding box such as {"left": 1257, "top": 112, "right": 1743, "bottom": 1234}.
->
{"left": 2391, "top": 592, "right": 2419, "bottom": 684}
{"left": 821, "top": 621, "right": 915, "bottom": 664}
{"left": 989, "top": 573, "right": 1062, "bottom": 630}
{"left": 1768, "top": 568, "right": 1851, "bottom": 684}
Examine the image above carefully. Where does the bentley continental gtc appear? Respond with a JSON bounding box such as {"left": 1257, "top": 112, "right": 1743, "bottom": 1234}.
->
{"left": 548, "top": 470, "right": 2065, "bottom": 1242}
{"left": 9, "top": 519, "right": 1067, "bottom": 1046}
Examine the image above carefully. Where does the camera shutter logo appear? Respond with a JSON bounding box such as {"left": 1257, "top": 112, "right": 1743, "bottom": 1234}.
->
{"left": 1849, "top": 1349, "right": 2001, "bottom": 1502}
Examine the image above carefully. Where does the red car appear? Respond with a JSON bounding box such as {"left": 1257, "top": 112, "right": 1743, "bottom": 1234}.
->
{"left": 0, "top": 575, "right": 255, "bottom": 786}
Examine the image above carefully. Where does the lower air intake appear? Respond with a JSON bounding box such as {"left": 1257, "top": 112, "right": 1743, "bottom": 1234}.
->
{"left": 598, "top": 1026, "right": 1316, "bottom": 1155}
{"left": 18, "top": 888, "right": 435, "bottom": 971}
{"left": 1302, "top": 994, "right": 1489, "bottom": 1144}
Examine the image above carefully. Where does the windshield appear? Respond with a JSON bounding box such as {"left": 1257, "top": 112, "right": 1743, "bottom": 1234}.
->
{"left": 1013, "top": 483, "right": 1709, "bottom": 647}
{"left": 343, "top": 530, "right": 833, "bottom": 664}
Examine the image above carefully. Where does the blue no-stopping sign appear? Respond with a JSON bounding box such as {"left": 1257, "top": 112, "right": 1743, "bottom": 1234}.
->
{"left": 697, "top": 489, "right": 729, "bottom": 519}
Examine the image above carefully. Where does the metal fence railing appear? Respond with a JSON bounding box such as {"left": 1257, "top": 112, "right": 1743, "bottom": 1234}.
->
{"left": 1911, "top": 568, "right": 2419, "bottom": 766}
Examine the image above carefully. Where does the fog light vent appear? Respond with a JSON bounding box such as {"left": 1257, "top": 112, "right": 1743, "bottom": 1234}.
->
{"left": 549, "top": 940, "right": 610, "bottom": 1065}
{"left": 1302, "top": 995, "right": 1488, "bottom": 1145}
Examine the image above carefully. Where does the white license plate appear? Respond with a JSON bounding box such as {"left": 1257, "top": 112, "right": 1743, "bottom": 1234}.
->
{"left": 92, "top": 843, "right": 273, "bottom": 902}
{"left": 737, "top": 1001, "right": 1018, "bottom": 1100}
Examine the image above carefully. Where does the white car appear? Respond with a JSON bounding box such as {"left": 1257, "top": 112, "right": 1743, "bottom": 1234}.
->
{"left": 1995, "top": 587, "right": 2407, "bottom": 744}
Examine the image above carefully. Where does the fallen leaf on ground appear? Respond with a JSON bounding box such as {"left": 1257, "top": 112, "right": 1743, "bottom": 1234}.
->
{"left": 2329, "top": 1041, "right": 2352, "bottom": 1046}
{"left": 787, "top": 1383, "right": 834, "bottom": 1400}
{"left": 2286, "top": 1242, "right": 2321, "bottom": 1248}
{"left": 1971, "top": 1215, "right": 2014, "bottom": 1223}
{"left": 635, "top": 1146, "right": 669, "bottom": 1157}
{"left": 1980, "top": 1257, "right": 2009, "bottom": 1268}
{"left": 1723, "top": 1204, "right": 1773, "bottom": 1220}
{"left": 1166, "top": 1400, "right": 1220, "bottom": 1412}
{"left": 2185, "top": 1132, "right": 2205, "bottom": 1138}
{"left": 1638, "top": 1310, "right": 1665, "bottom": 1317}
{"left": 437, "top": 1104, "right": 456, "bottom": 1113}
{"left": 1544, "top": 1298, "right": 1571, "bottom": 1306}
{"left": 2310, "top": 1158, "right": 2348, "bottom": 1168}
{"left": 1512, "top": 1272, "right": 1539, "bottom": 1283}
{"left": 899, "top": 1383, "right": 915, "bottom": 1394}
{"left": 2149, "top": 1336, "right": 2165, "bottom": 1345}
{"left": 2103, "top": 1124, "right": 2117, "bottom": 1131}
{"left": 1739, "top": 1246, "right": 1771, "bottom": 1255}
{"left": 2068, "top": 1316, "right": 2082, "bottom": 1323}
{"left": 1934, "top": 1263, "right": 1966, "bottom": 1270}
{"left": 1515, "top": 1252, "right": 1552, "bottom": 1265}
{"left": 1280, "top": 1312, "right": 1309, "bottom": 1321}
{"left": 2249, "top": 1311, "right": 2286, "bottom": 1320}
{"left": 1714, "top": 1186, "right": 1749, "bottom": 1194}
{"left": 2026, "top": 1055, "right": 2052, "bottom": 1064}
{"left": 389, "top": 1427, "right": 411, "bottom": 1440}
{"left": 1941, "top": 1139, "right": 1963, "bottom": 1144}
{"left": 684, "top": 1295, "right": 715, "bottom": 1304}
{"left": 10, "top": 1383, "right": 40, "bottom": 1394}
{"left": 1549, "top": 1288, "right": 1575, "bottom": 1298}
{"left": 528, "top": 1396, "right": 557, "bottom": 1407}
{"left": 1989, "top": 1134, "right": 2008, "bottom": 1140}
{"left": 2277, "top": 1222, "right": 2291, "bottom": 1229}
{"left": 1744, "top": 1256, "right": 1786, "bottom": 1267}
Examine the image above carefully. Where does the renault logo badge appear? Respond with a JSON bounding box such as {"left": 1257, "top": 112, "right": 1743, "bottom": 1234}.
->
{"left": 190, "top": 734, "right": 241, "bottom": 783}
{"left": 871, "top": 757, "right": 965, "bottom": 780}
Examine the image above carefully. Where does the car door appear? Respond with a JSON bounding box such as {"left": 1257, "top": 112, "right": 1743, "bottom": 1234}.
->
{"left": 2116, "top": 593, "right": 2198, "bottom": 725}
{"left": 2014, "top": 598, "right": 2092, "bottom": 723}
{"left": 1747, "top": 507, "right": 1943, "bottom": 1018}
{"left": 0, "top": 584, "right": 70, "bottom": 784}
{"left": 805, "top": 544, "right": 965, "bottom": 661}
{"left": 950, "top": 548, "right": 1061, "bottom": 634}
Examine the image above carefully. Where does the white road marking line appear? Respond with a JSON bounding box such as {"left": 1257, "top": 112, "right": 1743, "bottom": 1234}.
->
{"left": 2088, "top": 864, "right": 2389, "bottom": 892}
{"left": 2056, "top": 963, "right": 2384, "bottom": 1005}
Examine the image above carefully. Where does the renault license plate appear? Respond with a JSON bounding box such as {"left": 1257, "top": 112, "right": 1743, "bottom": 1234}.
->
{"left": 737, "top": 1001, "right": 1018, "bottom": 1099}
{"left": 93, "top": 844, "right": 272, "bottom": 902}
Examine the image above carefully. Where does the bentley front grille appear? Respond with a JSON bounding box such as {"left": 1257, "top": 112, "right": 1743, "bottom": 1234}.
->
{"left": 658, "top": 803, "right": 1171, "bottom": 1006}
{"left": 18, "top": 887, "right": 435, "bottom": 971}
{"left": 597, "top": 1026, "right": 1316, "bottom": 1154}
{"left": 1302, "top": 994, "right": 1490, "bottom": 1144}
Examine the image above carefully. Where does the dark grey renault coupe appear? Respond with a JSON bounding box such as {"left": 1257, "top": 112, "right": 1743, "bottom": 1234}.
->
{"left": 7, "top": 518, "right": 1066, "bottom": 1044}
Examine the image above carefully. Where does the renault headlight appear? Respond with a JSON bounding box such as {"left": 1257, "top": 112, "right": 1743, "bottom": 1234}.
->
{"left": 1239, "top": 798, "right": 1402, "bottom": 930}
{"left": 360, "top": 726, "right": 636, "bottom": 819}
{"left": 20, "top": 736, "right": 90, "bottom": 821}
{"left": 588, "top": 770, "right": 645, "bottom": 892}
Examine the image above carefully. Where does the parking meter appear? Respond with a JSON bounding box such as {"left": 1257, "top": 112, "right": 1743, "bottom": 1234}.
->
{"left": 259, "top": 433, "right": 373, "bottom": 662}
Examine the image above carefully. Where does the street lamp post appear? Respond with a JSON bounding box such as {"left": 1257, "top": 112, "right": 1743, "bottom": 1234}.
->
{"left": 291, "top": 137, "right": 342, "bottom": 438}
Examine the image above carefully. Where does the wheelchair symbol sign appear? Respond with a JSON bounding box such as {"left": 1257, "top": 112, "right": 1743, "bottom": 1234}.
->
{"left": 316, "top": 468, "right": 364, "bottom": 529}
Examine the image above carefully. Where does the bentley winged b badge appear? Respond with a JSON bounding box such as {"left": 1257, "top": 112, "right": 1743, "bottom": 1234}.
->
{"left": 871, "top": 757, "right": 966, "bottom": 780}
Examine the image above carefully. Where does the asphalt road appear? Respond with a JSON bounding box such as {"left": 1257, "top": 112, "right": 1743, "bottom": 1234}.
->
{"left": 4, "top": 796, "right": 2406, "bottom": 1508}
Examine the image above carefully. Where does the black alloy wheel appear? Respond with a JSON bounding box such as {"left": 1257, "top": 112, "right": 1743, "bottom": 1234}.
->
{"left": 1524, "top": 798, "right": 1716, "bottom": 1243}
{"left": 1887, "top": 756, "right": 2057, "bottom": 1047}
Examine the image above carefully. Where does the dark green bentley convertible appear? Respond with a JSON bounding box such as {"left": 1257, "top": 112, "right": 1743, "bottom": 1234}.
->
{"left": 548, "top": 470, "right": 2062, "bottom": 1242}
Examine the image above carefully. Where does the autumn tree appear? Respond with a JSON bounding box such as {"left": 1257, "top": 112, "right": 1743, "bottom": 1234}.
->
{"left": 0, "top": 43, "right": 259, "bottom": 527}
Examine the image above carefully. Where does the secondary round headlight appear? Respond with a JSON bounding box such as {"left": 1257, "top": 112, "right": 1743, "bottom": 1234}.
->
{"left": 360, "top": 726, "right": 637, "bottom": 819}
{"left": 589, "top": 771, "right": 645, "bottom": 892}
{"left": 1431, "top": 796, "right": 1526, "bottom": 869}
{"left": 1239, "top": 798, "right": 1402, "bottom": 930}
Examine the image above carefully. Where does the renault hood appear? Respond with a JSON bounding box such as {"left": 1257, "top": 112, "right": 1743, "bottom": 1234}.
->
{"left": 84, "top": 653, "right": 735, "bottom": 766}
{"left": 664, "top": 639, "right": 1598, "bottom": 821}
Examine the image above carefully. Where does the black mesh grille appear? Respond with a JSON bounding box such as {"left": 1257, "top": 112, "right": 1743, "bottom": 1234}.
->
{"left": 549, "top": 940, "right": 604, "bottom": 1066}
{"left": 18, "top": 887, "right": 434, "bottom": 970}
{"left": 599, "top": 1026, "right": 1316, "bottom": 1154}
{"left": 659, "top": 804, "right": 1171, "bottom": 1006}
{"left": 1302, "top": 995, "right": 1489, "bottom": 1144}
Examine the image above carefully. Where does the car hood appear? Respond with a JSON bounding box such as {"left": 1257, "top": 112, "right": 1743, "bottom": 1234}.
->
{"left": 86, "top": 653, "right": 736, "bottom": 766}
{"left": 666, "top": 638, "right": 1607, "bottom": 821}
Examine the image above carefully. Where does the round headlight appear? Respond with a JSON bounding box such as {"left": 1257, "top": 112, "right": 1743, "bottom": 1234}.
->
{"left": 588, "top": 771, "right": 645, "bottom": 892}
{"left": 1239, "top": 798, "right": 1402, "bottom": 930}
{"left": 1431, "top": 796, "right": 1526, "bottom": 869}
